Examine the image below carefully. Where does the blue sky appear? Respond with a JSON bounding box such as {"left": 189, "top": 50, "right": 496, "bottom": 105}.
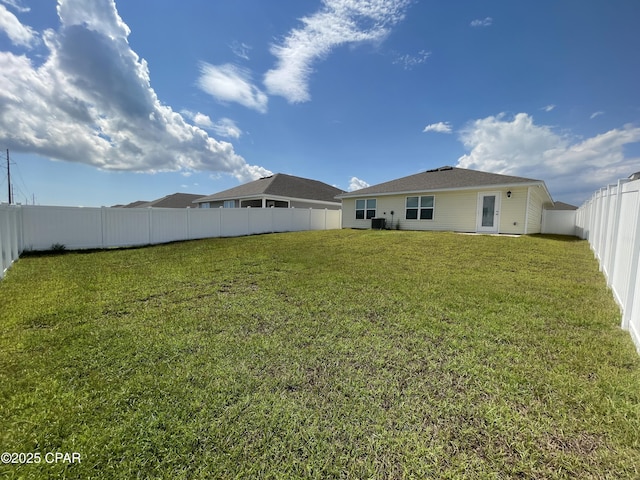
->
{"left": 0, "top": 0, "right": 639, "bottom": 207}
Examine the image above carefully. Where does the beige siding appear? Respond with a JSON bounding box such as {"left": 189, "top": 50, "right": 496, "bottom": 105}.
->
{"left": 525, "top": 186, "right": 549, "bottom": 234}
{"left": 342, "top": 187, "right": 531, "bottom": 232}
{"left": 498, "top": 187, "right": 529, "bottom": 234}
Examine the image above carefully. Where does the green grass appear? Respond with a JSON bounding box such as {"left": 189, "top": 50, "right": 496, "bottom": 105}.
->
{"left": 1, "top": 230, "right": 639, "bottom": 479}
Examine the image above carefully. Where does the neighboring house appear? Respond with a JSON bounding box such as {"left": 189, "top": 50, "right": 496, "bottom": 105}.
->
{"left": 114, "top": 193, "right": 206, "bottom": 209}
{"left": 193, "top": 173, "right": 345, "bottom": 210}
{"left": 336, "top": 166, "right": 554, "bottom": 234}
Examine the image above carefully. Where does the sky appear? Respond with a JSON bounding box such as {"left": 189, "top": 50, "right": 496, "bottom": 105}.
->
{"left": 0, "top": 0, "right": 639, "bottom": 207}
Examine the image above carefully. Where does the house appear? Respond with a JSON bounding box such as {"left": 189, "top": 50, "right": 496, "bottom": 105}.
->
{"left": 336, "top": 166, "right": 554, "bottom": 234}
{"left": 114, "top": 193, "right": 206, "bottom": 208}
{"left": 193, "top": 173, "right": 345, "bottom": 210}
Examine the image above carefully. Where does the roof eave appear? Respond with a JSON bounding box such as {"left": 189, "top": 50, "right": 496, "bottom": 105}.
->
{"left": 336, "top": 181, "right": 549, "bottom": 199}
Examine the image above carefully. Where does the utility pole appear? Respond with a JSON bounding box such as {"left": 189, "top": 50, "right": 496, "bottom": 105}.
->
{"left": 6, "top": 149, "right": 11, "bottom": 205}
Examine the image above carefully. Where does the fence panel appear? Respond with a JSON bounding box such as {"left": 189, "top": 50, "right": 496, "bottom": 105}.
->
{"left": 273, "top": 209, "right": 294, "bottom": 233}
{"left": 576, "top": 178, "right": 640, "bottom": 352}
{"left": 541, "top": 210, "right": 576, "bottom": 236}
{"left": 188, "top": 208, "right": 221, "bottom": 239}
{"left": 151, "top": 208, "right": 189, "bottom": 245}
{"left": 249, "top": 208, "right": 273, "bottom": 235}
{"left": 22, "top": 206, "right": 102, "bottom": 250}
{"left": 103, "top": 208, "right": 150, "bottom": 247}
{"left": 0, "top": 205, "right": 22, "bottom": 278}
{"left": 291, "top": 209, "right": 311, "bottom": 232}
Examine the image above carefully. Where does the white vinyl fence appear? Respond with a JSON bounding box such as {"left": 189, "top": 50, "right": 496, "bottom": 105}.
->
{"left": 541, "top": 209, "right": 577, "bottom": 236}
{"left": 0, "top": 204, "right": 341, "bottom": 278}
{"left": 0, "top": 204, "right": 21, "bottom": 279}
{"left": 576, "top": 178, "right": 640, "bottom": 351}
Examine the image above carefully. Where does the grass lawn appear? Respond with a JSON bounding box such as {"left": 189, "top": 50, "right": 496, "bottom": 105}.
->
{"left": 1, "top": 230, "right": 639, "bottom": 479}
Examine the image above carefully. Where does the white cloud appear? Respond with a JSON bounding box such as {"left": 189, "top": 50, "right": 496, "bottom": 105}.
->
{"left": 470, "top": 17, "right": 493, "bottom": 27}
{"left": 423, "top": 121, "right": 452, "bottom": 134}
{"left": 230, "top": 41, "right": 251, "bottom": 61}
{"left": 197, "top": 62, "right": 268, "bottom": 113}
{"left": 182, "top": 111, "right": 243, "bottom": 140}
{"left": 0, "top": 0, "right": 270, "bottom": 183}
{"left": 211, "top": 118, "right": 242, "bottom": 139}
{"left": 590, "top": 111, "right": 604, "bottom": 119}
{"left": 542, "top": 104, "right": 555, "bottom": 112}
{"left": 0, "top": 0, "right": 30, "bottom": 13}
{"left": 192, "top": 112, "right": 214, "bottom": 129}
{"left": 264, "top": 0, "right": 411, "bottom": 103}
{"left": 349, "top": 176, "right": 370, "bottom": 191}
{"left": 392, "top": 49, "right": 431, "bottom": 70}
{"left": 0, "top": 4, "right": 37, "bottom": 47}
{"left": 457, "top": 112, "right": 640, "bottom": 203}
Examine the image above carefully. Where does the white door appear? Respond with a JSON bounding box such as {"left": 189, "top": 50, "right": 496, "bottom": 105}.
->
{"left": 476, "top": 192, "right": 501, "bottom": 233}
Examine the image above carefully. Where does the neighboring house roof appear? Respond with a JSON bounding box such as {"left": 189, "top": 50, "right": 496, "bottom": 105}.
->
{"left": 194, "top": 173, "right": 345, "bottom": 204}
{"left": 116, "top": 193, "right": 206, "bottom": 208}
{"left": 337, "top": 166, "right": 551, "bottom": 199}
{"left": 114, "top": 200, "right": 149, "bottom": 208}
{"left": 547, "top": 201, "right": 578, "bottom": 211}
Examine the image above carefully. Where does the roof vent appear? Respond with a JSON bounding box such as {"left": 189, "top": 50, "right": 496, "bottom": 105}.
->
{"left": 426, "top": 165, "right": 454, "bottom": 173}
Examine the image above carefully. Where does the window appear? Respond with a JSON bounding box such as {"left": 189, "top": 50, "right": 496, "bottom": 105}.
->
{"left": 200, "top": 202, "right": 210, "bottom": 209}
{"left": 406, "top": 195, "right": 434, "bottom": 220}
{"left": 355, "top": 199, "right": 376, "bottom": 219}
{"left": 223, "top": 200, "right": 235, "bottom": 208}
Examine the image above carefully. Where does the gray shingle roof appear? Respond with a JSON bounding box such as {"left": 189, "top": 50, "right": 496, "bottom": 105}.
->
{"left": 546, "top": 201, "right": 578, "bottom": 211}
{"left": 116, "top": 193, "right": 206, "bottom": 208}
{"left": 194, "top": 174, "right": 345, "bottom": 204}
{"left": 337, "top": 166, "right": 545, "bottom": 197}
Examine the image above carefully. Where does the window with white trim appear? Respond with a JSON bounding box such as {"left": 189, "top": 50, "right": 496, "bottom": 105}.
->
{"left": 406, "top": 195, "right": 434, "bottom": 220}
{"left": 355, "top": 199, "right": 377, "bottom": 219}
{"left": 223, "top": 200, "right": 235, "bottom": 208}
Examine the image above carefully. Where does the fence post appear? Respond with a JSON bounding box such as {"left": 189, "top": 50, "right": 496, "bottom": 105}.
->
{"left": 270, "top": 206, "right": 274, "bottom": 234}
{"left": 10, "top": 206, "right": 19, "bottom": 261}
{"left": 605, "top": 179, "right": 628, "bottom": 286}
{"left": 187, "top": 207, "right": 191, "bottom": 240}
{"left": 598, "top": 186, "right": 612, "bottom": 270}
{"left": 0, "top": 206, "right": 7, "bottom": 278}
{"left": 101, "top": 206, "right": 106, "bottom": 248}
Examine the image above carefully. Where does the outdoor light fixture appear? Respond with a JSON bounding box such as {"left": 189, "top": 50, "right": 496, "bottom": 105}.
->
{"left": 507, "top": 190, "right": 512, "bottom": 198}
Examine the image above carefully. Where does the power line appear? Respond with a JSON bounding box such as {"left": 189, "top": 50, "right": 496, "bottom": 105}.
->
{"left": 11, "top": 158, "right": 32, "bottom": 204}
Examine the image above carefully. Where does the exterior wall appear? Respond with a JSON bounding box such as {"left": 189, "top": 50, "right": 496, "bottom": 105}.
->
{"left": 525, "top": 186, "right": 550, "bottom": 234}
{"left": 342, "top": 187, "right": 530, "bottom": 233}
{"left": 497, "top": 187, "right": 529, "bottom": 234}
